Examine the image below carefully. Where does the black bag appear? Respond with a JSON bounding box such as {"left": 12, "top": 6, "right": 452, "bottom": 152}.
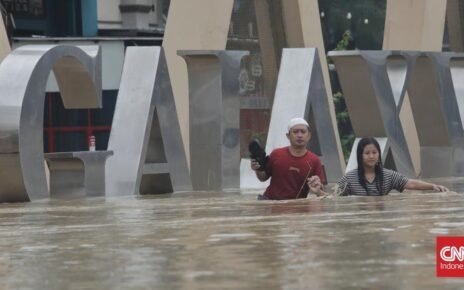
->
{"left": 248, "top": 139, "right": 269, "bottom": 171}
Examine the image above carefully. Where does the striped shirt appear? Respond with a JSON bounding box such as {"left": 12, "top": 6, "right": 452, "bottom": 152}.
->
{"left": 337, "top": 168, "right": 409, "bottom": 196}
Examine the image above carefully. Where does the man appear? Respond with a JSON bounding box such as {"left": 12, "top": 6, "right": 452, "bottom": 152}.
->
{"left": 251, "top": 117, "right": 325, "bottom": 200}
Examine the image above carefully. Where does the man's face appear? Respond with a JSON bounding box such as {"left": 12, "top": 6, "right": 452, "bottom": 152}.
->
{"left": 286, "top": 124, "right": 311, "bottom": 148}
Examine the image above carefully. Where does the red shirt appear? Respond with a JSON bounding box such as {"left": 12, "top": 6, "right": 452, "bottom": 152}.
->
{"left": 263, "top": 147, "right": 325, "bottom": 200}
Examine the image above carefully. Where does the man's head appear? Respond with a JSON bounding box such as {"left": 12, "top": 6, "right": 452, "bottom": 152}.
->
{"left": 286, "top": 117, "right": 311, "bottom": 148}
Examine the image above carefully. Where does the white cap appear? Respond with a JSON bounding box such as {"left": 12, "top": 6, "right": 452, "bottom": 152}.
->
{"left": 287, "top": 117, "right": 309, "bottom": 132}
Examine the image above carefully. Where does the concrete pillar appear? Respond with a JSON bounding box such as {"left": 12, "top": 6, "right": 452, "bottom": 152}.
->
{"left": 280, "top": 0, "right": 345, "bottom": 172}
{"left": 81, "top": 0, "right": 98, "bottom": 37}
{"left": 163, "top": 0, "right": 234, "bottom": 166}
{"left": 164, "top": 0, "right": 345, "bottom": 173}
{"left": 446, "top": 0, "right": 464, "bottom": 52}
{"left": 0, "top": 13, "right": 10, "bottom": 61}
{"left": 384, "top": 0, "right": 447, "bottom": 50}
{"left": 119, "top": 0, "right": 154, "bottom": 30}
{"left": 383, "top": 0, "right": 448, "bottom": 176}
{"left": 253, "top": 0, "right": 280, "bottom": 105}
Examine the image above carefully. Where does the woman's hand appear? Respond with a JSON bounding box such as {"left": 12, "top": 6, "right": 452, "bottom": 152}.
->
{"left": 432, "top": 184, "right": 449, "bottom": 192}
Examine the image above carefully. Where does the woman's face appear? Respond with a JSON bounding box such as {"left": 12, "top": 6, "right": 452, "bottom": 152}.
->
{"left": 362, "top": 144, "right": 379, "bottom": 169}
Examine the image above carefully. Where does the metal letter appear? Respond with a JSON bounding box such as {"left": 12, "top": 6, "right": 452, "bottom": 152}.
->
{"left": 179, "top": 50, "right": 248, "bottom": 191}
{"left": 407, "top": 52, "right": 464, "bottom": 177}
{"left": 0, "top": 45, "right": 102, "bottom": 202}
{"left": 106, "top": 47, "right": 192, "bottom": 196}
{"left": 266, "top": 48, "right": 345, "bottom": 182}
{"left": 240, "top": 48, "right": 346, "bottom": 188}
{"left": 329, "top": 51, "right": 415, "bottom": 177}
{"left": 45, "top": 151, "right": 113, "bottom": 197}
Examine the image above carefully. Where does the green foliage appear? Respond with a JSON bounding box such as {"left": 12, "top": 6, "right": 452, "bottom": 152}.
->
{"left": 333, "top": 91, "right": 355, "bottom": 160}
{"left": 334, "top": 30, "right": 352, "bottom": 51}
{"left": 318, "top": 0, "right": 386, "bottom": 50}
{"left": 320, "top": 0, "right": 386, "bottom": 160}
{"left": 332, "top": 31, "right": 355, "bottom": 160}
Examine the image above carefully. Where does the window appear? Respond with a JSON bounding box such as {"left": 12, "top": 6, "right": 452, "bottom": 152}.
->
{"left": 43, "top": 90, "right": 117, "bottom": 152}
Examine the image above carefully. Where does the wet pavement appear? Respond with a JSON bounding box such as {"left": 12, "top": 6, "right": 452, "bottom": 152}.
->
{"left": 0, "top": 188, "right": 463, "bottom": 289}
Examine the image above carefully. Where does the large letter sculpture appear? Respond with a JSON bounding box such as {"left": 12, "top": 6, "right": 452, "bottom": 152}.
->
{"left": 0, "top": 45, "right": 102, "bottom": 202}
{"left": 105, "top": 47, "right": 192, "bottom": 196}
{"left": 407, "top": 52, "right": 464, "bottom": 177}
{"left": 330, "top": 50, "right": 464, "bottom": 178}
{"left": 265, "top": 48, "right": 345, "bottom": 182}
{"left": 329, "top": 51, "right": 416, "bottom": 177}
{"left": 240, "top": 48, "right": 345, "bottom": 188}
{"left": 179, "top": 50, "right": 248, "bottom": 191}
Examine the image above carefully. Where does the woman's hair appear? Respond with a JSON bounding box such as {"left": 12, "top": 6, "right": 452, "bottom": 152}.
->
{"left": 356, "top": 137, "right": 384, "bottom": 195}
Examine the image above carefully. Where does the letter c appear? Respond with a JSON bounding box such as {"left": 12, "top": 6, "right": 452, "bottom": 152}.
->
{"left": 441, "top": 246, "right": 454, "bottom": 261}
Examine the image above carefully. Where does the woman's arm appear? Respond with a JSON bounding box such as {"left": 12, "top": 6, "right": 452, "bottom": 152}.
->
{"left": 405, "top": 179, "right": 449, "bottom": 192}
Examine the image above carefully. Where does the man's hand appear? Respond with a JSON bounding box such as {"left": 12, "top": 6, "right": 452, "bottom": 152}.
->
{"left": 251, "top": 159, "right": 268, "bottom": 181}
{"left": 307, "top": 175, "right": 323, "bottom": 196}
{"left": 250, "top": 159, "right": 261, "bottom": 171}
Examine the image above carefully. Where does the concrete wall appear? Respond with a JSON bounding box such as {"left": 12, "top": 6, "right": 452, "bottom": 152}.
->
{"left": 97, "top": 0, "right": 161, "bottom": 29}
{"left": 98, "top": 0, "right": 123, "bottom": 29}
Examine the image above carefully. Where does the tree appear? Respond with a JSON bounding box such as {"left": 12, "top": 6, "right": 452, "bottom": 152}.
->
{"left": 319, "top": 0, "right": 386, "bottom": 159}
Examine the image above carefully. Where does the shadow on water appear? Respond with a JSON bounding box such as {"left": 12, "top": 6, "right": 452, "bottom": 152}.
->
{"left": 0, "top": 183, "right": 462, "bottom": 289}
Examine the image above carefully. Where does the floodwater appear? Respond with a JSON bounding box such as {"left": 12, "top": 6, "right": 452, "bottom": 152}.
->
{"left": 0, "top": 186, "right": 463, "bottom": 289}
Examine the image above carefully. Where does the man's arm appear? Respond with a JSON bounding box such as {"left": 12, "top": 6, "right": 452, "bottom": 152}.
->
{"left": 311, "top": 156, "right": 326, "bottom": 185}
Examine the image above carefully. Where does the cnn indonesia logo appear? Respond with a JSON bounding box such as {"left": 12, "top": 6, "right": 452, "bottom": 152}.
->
{"left": 437, "top": 237, "right": 464, "bottom": 277}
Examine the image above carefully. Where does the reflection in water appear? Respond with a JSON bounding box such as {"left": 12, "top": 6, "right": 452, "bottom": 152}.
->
{"left": 0, "top": 189, "right": 462, "bottom": 289}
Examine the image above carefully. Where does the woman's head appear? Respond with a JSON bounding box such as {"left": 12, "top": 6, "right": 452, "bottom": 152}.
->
{"left": 357, "top": 137, "right": 381, "bottom": 169}
{"left": 356, "top": 137, "right": 384, "bottom": 194}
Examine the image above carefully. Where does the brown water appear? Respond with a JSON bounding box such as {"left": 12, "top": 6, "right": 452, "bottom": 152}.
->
{"left": 0, "top": 190, "right": 463, "bottom": 289}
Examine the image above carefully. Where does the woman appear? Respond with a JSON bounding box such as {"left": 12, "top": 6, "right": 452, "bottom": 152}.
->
{"left": 308, "top": 137, "right": 448, "bottom": 196}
